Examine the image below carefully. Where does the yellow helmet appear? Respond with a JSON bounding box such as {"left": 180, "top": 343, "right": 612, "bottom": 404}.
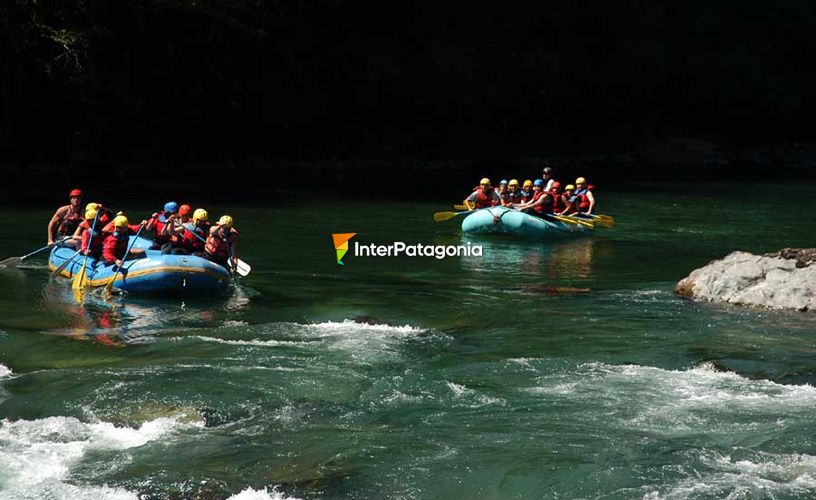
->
{"left": 523, "top": 179, "right": 533, "bottom": 187}
{"left": 218, "top": 215, "right": 233, "bottom": 228}
{"left": 85, "top": 207, "right": 98, "bottom": 220}
{"left": 508, "top": 179, "right": 519, "bottom": 186}
{"left": 575, "top": 177, "right": 586, "bottom": 185}
{"left": 565, "top": 184, "right": 575, "bottom": 191}
{"left": 193, "top": 208, "right": 209, "bottom": 223}
{"left": 479, "top": 177, "right": 491, "bottom": 186}
{"left": 113, "top": 215, "right": 129, "bottom": 228}
{"left": 85, "top": 202, "right": 100, "bottom": 212}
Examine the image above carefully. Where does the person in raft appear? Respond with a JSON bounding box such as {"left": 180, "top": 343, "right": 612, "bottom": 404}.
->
{"left": 164, "top": 207, "right": 209, "bottom": 255}
{"left": 204, "top": 215, "right": 238, "bottom": 272}
{"left": 557, "top": 184, "right": 578, "bottom": 215}
{"left": 520, "top": 180, "right": 533, "bottom": 202}
{"left": 464, "top": 178, "right": 501, "bottom": 210}
{"left": 160, "top": 204, "right": 193, "bottom": 254}
{"left": 541, "top": 166, "right": 555, "bottom": 191}
{"left": 102, "top": 215, "right": 145, "bottom": 267}
{"left": 73, "top": 206, "right": 105, "bottom": 258}
{"left": 496, "top": 179, "right": 512, "bottom": 206}
{"left": 47, "top": 188, "right": 84, "bottom": 245}
{"left": 572, "top": 177, "right": 596, "bottom": 215}
{"left": 144, "top": 201, "right": 178, "bottom": 248}
{"left": 504, "top": 179, "right": 524, "bottom": 206}
{"left": 181, "top": 209, "right": 211, "bottom": 255}
{"left": 514, "top": 179, "right": 554, "bottom": 218}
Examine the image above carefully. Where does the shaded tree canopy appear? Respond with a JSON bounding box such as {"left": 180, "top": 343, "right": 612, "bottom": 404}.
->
{"left": 1, "top": 1, "right": 815, "bottom": 165}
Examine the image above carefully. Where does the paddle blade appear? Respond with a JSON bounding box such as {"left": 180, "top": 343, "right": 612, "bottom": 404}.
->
{"left": 0, "top": 257, "right": 22, "bottom": 268}
{"left": 236, "top": 258, "right": 251, "bottom": 277}
{"left": 72, "top": 266, "right": 87, "bottom": 290}
{"left": 453, "top": 204, "right": 468, "bottom": 211}
{"left": 434, "top": 211, "right": 461, "bottom": 222}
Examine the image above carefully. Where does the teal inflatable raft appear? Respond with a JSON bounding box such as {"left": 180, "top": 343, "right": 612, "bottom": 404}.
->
{"left": 461, "top": 207, "right": 592, "bottom": 238}
{"left": 49, "top": 236, "right": 231, "bottom": 295}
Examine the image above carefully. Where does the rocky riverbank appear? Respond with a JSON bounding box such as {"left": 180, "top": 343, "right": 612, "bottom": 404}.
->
{"left": 675, "top": 248, "right": 816, "bottom": 311}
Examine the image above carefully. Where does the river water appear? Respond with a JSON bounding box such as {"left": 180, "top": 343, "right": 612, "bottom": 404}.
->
{"left": 1, "top": 183, "right": 815, "bottom": 499}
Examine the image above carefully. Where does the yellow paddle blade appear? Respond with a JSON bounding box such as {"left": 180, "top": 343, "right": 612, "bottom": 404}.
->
{"left": 453, "top": 204, "right": 468, "bottom": 211}
{"left": 434, "top": 211, "right": 462, "bottom": 222}
{"left": 552, "top": 215, "right": 578, "bottom": 226}
{"left": 593, "top": 218, "right": 614, "bottom": 228}
{"left": 103, "top": 277, "right": 115, "bottom": 294}
{"left": 557, "top": 215, "right": 594, "bottom": 228}
{"left": 71, "top": 266, "right": 87, "bottom": 290}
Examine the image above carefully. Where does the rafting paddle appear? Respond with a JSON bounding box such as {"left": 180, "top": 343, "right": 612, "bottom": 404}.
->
{"left": 183, "top": 227, "right": 251, "bottom": 277}
{"left": 553, "top": 214, "right": 594, "bottom": 228}
{"left": 104, "top": 223, "right": 145, "bottom": 294}
{"left": 72, "top": 212, "right": 99, "bottom": 290}
{"left": 0, "top": 237, "right": 70, "bottom": 268}
{"left": 582, "top": 213, "right": 615, "bottom": 227}
{"left": 51, "top": 249, "right": 82, "bottom": 277}
{"left": 434, "top": 210, "right": 472, "bottom": 222}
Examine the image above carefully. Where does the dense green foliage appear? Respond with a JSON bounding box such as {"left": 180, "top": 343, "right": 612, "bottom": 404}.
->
{"left": 1, "top": 1, "right": 815, "bottom": 164}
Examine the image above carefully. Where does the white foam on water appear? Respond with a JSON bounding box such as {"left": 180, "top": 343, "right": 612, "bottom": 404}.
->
{"left": 647, "top": 451, "right": 816, "bottom": 499}
{"left": 226, "top": 486, "right": 302, "bottom": 500}
{"left": 297, "top": 320, "right": 441, "bottom": 363}
{"left": 445, "top": 381, "right": 505, "bottom": 408}
{"left": 0, "top": 415, "right": 202, "bottom": 500}
{"left": 0, "top": 364, "right": 11, "bottom": 379}
{"left": 190, "top": 336, "right": 310, "bottom": 348}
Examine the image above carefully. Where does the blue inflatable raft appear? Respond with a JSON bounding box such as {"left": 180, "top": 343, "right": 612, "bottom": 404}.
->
{"left": 48, "top": 236, "right": 231, "bottom": 295}
{"left": 461, "top": 207, "right": 592, "bottom": 239}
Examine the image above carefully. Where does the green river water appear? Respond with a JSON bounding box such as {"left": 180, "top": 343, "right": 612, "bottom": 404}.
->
{"left": 1, "top": 183, "right": 815, "bottom": 499}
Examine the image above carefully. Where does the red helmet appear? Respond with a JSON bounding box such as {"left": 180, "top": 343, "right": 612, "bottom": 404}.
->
{"left": 69, "top": 189, "right": 82, "bottom": 197}
{"left": 179, "top": 204, "right": 192, "bottom": 216}
{"left": 551, "top": 181, "right": 561, "bottom": 190}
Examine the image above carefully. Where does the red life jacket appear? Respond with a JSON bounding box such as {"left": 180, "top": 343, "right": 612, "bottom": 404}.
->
{"left": 509, "top": 191, "right": 523, "bottom": 204}
{"left": 551, "top": 190, "right": 565, "bottom": 212}
{"left": 181, "top": 222, "right": 210, "bottom": 251}
{"left": 79, "top": 220, "right": 103, "bottom": 256}
{"left": 205, "top": 227, "right": 238, "bottom": 262}
{"left": 57, "top": 205, "right": 83, "bottom": 236}
{"left": 532, "top": 191, "right": 553, "bottom": 213}
{"left": 575, "top": 188, "right": 592, "bottom": 210}
{"left": 472, "top": 187, "right": 498, "bottom": 208}
{"left": 102, "top": 231, "right": 130, "bottom": 264}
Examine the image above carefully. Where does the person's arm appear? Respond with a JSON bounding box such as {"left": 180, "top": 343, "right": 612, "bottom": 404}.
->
{"left": 47, "top": 207, "right": 66, "bottom": 244}
{"left": 463, "top": 191, "right": 477, "bottom": 210}
{"left": 585, "top": 191, "right": 595, "bottom": 214}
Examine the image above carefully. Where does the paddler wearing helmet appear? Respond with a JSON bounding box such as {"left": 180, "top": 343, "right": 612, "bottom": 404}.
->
{"left": 464, "top": 178, "right": 501, "bottom": 210}
{"left": 557, "top": 184, "right": 578, "bottom": 215}
{"left": 102, "top": 215, "right": 145, "bottom": 267}
{"left": 520, "top": 180, "right": 534, "bottom": 202}
{"left": 160, "top": 204, "right": 194, "bottom": 254}
{"left": 514, "top": 179, "right": 554, "bottom": 218}
{"left": 72, "top": 205, "right": 105, "bottom": 257}
{"left": 205, "top": 215, "right": 239, "bottom": 272}
{"left": 144, "top": 201, "right": 179, "bottom": 248}
{"left": 47, "top": 188, "right": 84, "bottom": 245}
{"left": 573, "top": 177, "right": 595, "bottom": 215}
{"left": 541, "top": 166, "right": 555, "bottom": 192}
{"left": 504, "top": 179, "right": 524, "bottom": 206}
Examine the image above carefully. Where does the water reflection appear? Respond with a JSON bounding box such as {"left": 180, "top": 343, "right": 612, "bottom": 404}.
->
{"left": 37, "top": 280, "right": 253, "bottom": 346}
{"left": 458, "top": 235, "right": 596, "bottom": 281}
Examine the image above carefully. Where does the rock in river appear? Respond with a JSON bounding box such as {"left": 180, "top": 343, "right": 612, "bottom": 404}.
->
{"left": 675, "top": 248, "right": 816, "bottom": 311}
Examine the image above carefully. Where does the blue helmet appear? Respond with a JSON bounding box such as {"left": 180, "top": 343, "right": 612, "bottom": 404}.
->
{"left": 533, "top": 179, "right": 544, "bottom": 187}
{"left": 500, "top": 179, "right": 508, "bottom": 185}
{"left": 164, "top": 201, "right": 179, "bottom": 213}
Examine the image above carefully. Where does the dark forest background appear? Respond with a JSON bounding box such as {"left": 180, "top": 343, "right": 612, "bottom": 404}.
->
{"left": 1, "top": 1, "right": 815, "bottom": 202}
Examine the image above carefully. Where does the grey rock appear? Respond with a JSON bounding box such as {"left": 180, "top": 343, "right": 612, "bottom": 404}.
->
{"left": 675, "top": 250, "right": 816, "bottom": 311}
